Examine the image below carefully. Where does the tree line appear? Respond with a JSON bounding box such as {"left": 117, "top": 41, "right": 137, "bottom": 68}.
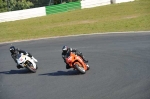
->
{"left": 0, "top": 0, "right": 79, "bottom": 13}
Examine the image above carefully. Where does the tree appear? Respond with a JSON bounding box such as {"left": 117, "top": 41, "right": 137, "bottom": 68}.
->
{"left": 0, "top": 0, "right": 7, "bottom": 12}
{"left": 0, "top": 0, "right": 34, "bottom": 12}
{"left": 9, "top": 0, "right": 33, "bottom": 11}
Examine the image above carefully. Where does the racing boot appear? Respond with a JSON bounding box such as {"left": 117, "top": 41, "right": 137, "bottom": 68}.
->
{"left": 83, "top": 59, "right": 88, "bottom": 63}
{"left": 80, "top": 55, "right": 88, "bottom": 63}
{"left": 17, "top": 65, "right": 23, "bottom": 69}
{"left": 66, "top": 64, "right": 71, "bottom": 69}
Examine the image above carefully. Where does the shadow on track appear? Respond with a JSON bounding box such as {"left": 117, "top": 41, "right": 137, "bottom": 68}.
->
{"left": 39, "top": 70, "right": 81, "bottom": 76}
{"left": 0, "top": 69, "right": 33, "bottom": 74}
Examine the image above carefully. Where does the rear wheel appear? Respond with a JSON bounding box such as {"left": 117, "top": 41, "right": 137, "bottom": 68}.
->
{"left": 75, "top": 64, "right": 86, "bottom": 74}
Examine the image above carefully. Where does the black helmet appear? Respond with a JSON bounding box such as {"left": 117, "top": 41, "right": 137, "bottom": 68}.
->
{"left": 9, "top": 46, "right": 16, "bottom": 54}
{"left": 62, "top": 46, "right": 68, "bottom": 53}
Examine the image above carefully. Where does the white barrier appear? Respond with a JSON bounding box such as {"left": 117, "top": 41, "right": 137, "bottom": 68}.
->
{"left": 114, "top": 0, "right": 134, "bottom": 3}
{"left": 81, "top": 0, "right": 134, "bottom": 9}
{"left": 0, "top": 7, "right": 46, "bottom": 23}
{"left": 81, "top": 0, "right": 111, "bottom": 9}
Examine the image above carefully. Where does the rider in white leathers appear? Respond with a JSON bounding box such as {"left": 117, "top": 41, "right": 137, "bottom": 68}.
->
{"left": 9, "top": 46, "right": 38, "bottom": 69}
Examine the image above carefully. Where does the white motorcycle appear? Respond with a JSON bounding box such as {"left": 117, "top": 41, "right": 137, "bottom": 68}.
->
{"left": 16, "top": 53, "right": 38, "bottom": 73}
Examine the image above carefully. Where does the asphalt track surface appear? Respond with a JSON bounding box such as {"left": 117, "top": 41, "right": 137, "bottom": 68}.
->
{"left": 0, "top": 32, "right": 150, "bottom": 99}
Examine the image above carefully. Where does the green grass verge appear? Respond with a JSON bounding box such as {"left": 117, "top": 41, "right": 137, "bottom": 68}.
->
{"left": 0, "top": 0, "right": 150, "bottom": 43}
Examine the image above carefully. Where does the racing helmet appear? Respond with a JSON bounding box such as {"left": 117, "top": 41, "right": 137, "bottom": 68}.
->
{"left": 62, "top": 46, "right": 68, "bottom": 53}
{"left": 9, "top": 46, "right": 16, "bottom": 54}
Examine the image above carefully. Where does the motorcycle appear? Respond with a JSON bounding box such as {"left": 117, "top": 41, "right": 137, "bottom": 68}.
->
{"left": 65, "top": 52, "right": 90, "bottom": 74}
{"left": 16, "top": 53, "right": 38, "bottom": 73}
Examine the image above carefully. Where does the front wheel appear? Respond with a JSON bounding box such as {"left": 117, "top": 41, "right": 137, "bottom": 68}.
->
{"left": 86, "top": 63, "right": 90, "bottom": 70}
{"left": 26, "top": 66, "right": 36, "bottom": 73}
{"left": 75, "top": 64, "right": 86, "bottom": 74}
{"left": 26, "top": 61, "right": 36, "bottom": 73}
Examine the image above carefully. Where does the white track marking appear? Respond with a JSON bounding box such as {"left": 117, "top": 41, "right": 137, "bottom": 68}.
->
{"left": 0, "top": 31, "right": 150, "bottom": 44}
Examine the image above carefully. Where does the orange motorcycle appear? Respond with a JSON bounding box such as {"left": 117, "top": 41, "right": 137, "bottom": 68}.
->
{"left": 65, "top": 52, "right": 90, "bottom": 74}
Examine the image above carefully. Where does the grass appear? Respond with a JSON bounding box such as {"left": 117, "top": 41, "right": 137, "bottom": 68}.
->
{"left": 0, "top": 0, "right": 150, "bottom": 43}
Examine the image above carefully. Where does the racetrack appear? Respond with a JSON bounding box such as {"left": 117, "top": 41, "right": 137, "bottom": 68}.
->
{"left": 0, "top": 32, "right": 150, "bottom": 99}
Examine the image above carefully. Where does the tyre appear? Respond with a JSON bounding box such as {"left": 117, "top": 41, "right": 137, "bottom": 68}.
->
{"left": 75, "top": 64, "right": 86, "bottom": 74}
{"left": 26, "top": 65, "right": 36, "bottom": 73}
{"left": 86, "top": 63, "right": 90, "bottom": 70}
{"left": 26, "top": 61, "right": 36, "bottom": 73}
{"left": 36, "top": 65, "right": 38, "bottom": 70}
